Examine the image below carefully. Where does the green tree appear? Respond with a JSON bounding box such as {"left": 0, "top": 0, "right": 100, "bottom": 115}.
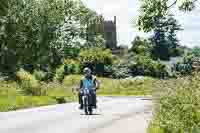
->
{"left": 191, "top": 46, "right": 200, "bottom": 57}
{"left": 167, "top": 15, "right": 183, "bottom": 57}
{"left": 130, "top": 36, "right": 153, "bottom": 57}
{"left": 0, "top": 0, "right": 105, "bottom": 74}
{"left": 137, "top": 0, "right": 182, "bottom": 60}
{"left": 79, "top": 48, "right": 113, "bottom": 75}
{"left": 137, "top": 0, "right": 198, "bottom": 32}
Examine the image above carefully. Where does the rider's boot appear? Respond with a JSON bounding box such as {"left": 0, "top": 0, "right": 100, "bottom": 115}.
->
{"left": 93, "top": 94, "right": 97, "bottom": 109}
{"left": 78, "top": 92, "right": 83, "bottom": 110}
{"left": 79, "top": 104, "right": 83, "bottom": 110}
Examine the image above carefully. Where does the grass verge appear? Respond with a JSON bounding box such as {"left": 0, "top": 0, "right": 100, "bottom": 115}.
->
{"left": 1, "top": 75, "right": 156, "bottom": 112}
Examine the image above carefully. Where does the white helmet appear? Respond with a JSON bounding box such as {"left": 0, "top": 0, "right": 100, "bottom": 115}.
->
{"left": 83, "top": 67, "right": 91, "bottom": 74}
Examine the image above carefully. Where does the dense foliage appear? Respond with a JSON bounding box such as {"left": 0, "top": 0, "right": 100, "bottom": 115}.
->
{"left": 172, "top": 48, "right": 200, "bottom": 76}
{"left": 128, "top": 36, "right": 169, "bottom": 78}
{"left": 0, "top": 0, "right": 105, "bottom": 74}
{"left": 130, "top": 36, "right": 153, "bottom": 57}
{"left": 79, "top": 48, "right": 114, "bottom": 75}
{"left": 190, "top": 46, "right": 200, "bottom": 57}
{"left": 173, "top": 54, "right": 194, "bottom": 75}
{"left": 149, "top": 73, "right": 200, "bottom": 133}
{"left": 130, "top": 55, "right": 168, "bottom": 78}
{"left": 137, "top": 0, "right": 191, "bottom": 60}
{"left": 137, "top": 0, "right": 197, "bottom": 32}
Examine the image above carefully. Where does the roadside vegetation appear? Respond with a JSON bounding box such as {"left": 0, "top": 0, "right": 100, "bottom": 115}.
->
{"left": 0, "top": 72, "right": 156, "bottom": 112}
{"left": 148, "top": 72, "right": 200, "bottom": 133}
{"left": 147, "top": 48, "right": 200, "bottom": 133}
{"left": 136, "top": 0, "right": 200, "bottom": 132}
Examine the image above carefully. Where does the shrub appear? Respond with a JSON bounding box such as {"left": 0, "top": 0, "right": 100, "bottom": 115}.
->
{"left": 103, "top": 65, "right": 114, "bottom": 77}
{"left": 0, "top": 81, "right": 18, "bottom": 96}
{"left": 52, "top": 97, "right": 66, "bottom": 104}
{"left": 170, "top": 47, "right": 185, "bottom": 57}
{"left": 130, "top": 55, "right": 168, "bottom": 78}
{"left": 63, "top": 75, "right": 81, "bottom": 87}
{"left": 130, "top": 36, "right": 153, "bottom": 57}
{"left": 54, "top": 65, "right": 65, "bottom": 82}
{"left": 64, "top": 59, "right": 81, "bottom": 74}
{"left": 111, "top": 64, "right": 131, "bottom": 79}
{"left": 16, "top": 69, "right": 44, "bottom": 96}
{"left": 44, "top": 81, "right": 76, "bottom": 103}
{"left": 33, "top": 70, "right": 47, "bottom": 81}
{"left": 97, "top": 76, "right": 155, "bottom": 96}
{"left": 173, "top": 54, "right": 194, "bottom": 75}
{"left": 50, "top": 59, "right": 81, "bottom": 83}
{"left": 191, "top": 46, "right": 200, "bottom": 57}
{"left": 108, "top": 55, "right": 168, "bottom": 79}
{"left": 79, "top": 48, "right": 113, "bottom": 64}
{"left": 149, "top": 73, "right": 200, "bottom": 133}
{"left": 79, "top": 48, "right": 114, "bottom": 75}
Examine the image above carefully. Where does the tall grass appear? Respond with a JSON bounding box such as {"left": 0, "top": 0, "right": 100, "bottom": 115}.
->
{"left": 148, "top": 73, "right": 200, "bottom": 133}
{"left": 16, "top": 69, "right": 43, "bottom": 96}
{"left": 0, "top": 72, "right": 77, "bottom": 112}
{"left": 62, "top": 75, "right": 155, "bottom": 96}
{"left": 1, "top": 73, "right": 156, "bottom": 112}
{"left": 97, "top": 76, "right": 155, "bottom": 96}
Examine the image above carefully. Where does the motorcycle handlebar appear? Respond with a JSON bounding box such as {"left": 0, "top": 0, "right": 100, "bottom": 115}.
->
{"left": 80, "top": 88, "right": 96, "bottom": 91}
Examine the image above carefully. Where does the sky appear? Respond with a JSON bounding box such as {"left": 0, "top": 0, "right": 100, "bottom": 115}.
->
{"left": 81, "top": 0, "right": 200, "bottom": 48}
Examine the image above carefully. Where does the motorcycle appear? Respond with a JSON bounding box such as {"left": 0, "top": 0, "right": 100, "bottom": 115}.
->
{"left": 80, "top": 88, "right": 95, "bottom": 115}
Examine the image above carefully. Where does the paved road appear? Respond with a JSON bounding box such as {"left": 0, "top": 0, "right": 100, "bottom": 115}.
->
{"left": 0, "top": 97, "right": 153, "bottom": 133}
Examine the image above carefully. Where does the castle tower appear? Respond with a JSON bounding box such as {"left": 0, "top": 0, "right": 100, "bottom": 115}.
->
{"left": 103, "top": 16, "right": 117, "bottom": 50}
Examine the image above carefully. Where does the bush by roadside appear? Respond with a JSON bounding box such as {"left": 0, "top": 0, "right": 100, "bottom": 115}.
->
{"left": 0, "top": 72, "right": 76, "bottom": 112}
{"left": 148, "top": 72, "right": 200, "bottom": 133}
{"left": 97, "top": 76, "right": 155, "bottom": 96}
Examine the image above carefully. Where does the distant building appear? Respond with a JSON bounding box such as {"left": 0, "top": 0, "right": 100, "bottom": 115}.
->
{"left": 103, "top": 16, "right": 117, "bottom": 50}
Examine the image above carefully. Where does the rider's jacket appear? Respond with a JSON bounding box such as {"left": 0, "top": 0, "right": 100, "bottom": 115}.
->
{"left": 80, "top": 76, "right": 97, "bottom": 90}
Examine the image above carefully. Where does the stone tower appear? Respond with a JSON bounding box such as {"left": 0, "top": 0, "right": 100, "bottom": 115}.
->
{"left": 103, "top": 16, "right": 117, "bottom": 50}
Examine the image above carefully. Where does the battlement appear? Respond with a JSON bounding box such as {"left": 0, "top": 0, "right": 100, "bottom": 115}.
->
{"left": 104, "top": 21, "right": 115, "bottom": 24}
{"left": 104, "top": 16, "right": 116, "bottom": 24}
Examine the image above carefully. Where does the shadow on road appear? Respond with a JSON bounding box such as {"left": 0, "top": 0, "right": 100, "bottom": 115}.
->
{"left": 80, "top": 113, "right": 102, "bottom": 116}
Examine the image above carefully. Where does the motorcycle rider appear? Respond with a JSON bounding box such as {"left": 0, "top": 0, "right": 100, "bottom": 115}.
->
{"left": 78, "top": 67, "right": 99, "bottom": 110}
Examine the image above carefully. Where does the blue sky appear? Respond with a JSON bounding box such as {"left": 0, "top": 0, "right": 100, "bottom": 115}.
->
{"left": 82, "top": 0, "right": 200, "bottom": 48}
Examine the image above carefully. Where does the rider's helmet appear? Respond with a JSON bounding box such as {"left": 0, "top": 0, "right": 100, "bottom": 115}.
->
{"left": 83, "top": 67, "right": 92, "bottom": 77}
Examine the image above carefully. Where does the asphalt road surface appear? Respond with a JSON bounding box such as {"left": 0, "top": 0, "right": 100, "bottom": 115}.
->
{"left": 0, "top": 96, "right": 153, "bottom": 133}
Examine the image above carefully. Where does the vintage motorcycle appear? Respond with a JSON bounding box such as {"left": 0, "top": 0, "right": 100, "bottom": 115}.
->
{"left": 80, "top": 88, "right": 96, "bottom": 115}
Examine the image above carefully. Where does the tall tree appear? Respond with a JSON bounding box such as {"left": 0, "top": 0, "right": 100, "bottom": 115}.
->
{"left": 130, "top": 36, "right": 153, "bottom": 57}
{"left": 137, "top": 0, "right": 198, "bottom": 32}
{"left": 137, "top": 0, "right": 183, "bottom": 60}
{"left": 0, "top": 0, "right": 106, "bottom": 73}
